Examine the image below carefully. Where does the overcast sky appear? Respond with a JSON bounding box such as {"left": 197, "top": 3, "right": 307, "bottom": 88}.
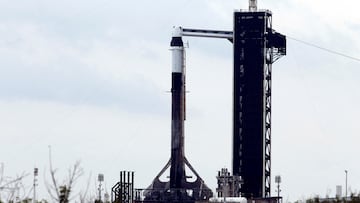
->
{"left": 1, "top": 0, "right": 360, "bottom": 202}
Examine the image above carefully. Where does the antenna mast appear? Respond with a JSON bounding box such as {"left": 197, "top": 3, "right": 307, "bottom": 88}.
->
{"left": 249, "top": 0, "right": 257, "bottom": 11}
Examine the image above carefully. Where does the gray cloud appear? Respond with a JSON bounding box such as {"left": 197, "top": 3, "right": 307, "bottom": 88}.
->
{"left": 1, "top": 0, "right": 360, "bottom": 201}
{"left": 0, "top": 58, "right": 168, "bottom": 116}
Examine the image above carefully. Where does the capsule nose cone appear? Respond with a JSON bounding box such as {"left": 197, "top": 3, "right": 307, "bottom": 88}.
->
{"left": 170, "top": 27, "right": 183, "bottom": 47}
{"left": 172, "top": 26, "right": 182, "bottom": 37}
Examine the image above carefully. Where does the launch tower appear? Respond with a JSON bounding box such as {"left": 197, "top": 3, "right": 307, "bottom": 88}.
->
{"left": 232, "top": 2, "right": 286, "bottom": 198}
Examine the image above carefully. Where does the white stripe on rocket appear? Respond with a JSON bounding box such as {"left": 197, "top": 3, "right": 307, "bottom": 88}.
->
{"left": 171, "top": 47, "right": 184, "bottom": 73}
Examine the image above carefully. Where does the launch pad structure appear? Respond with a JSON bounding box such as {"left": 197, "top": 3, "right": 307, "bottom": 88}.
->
{"left": 112, "top": 1, "right": 286, "bottom": 203}
{"left": 233, "top": 9, "right": 286, "bottom": 198}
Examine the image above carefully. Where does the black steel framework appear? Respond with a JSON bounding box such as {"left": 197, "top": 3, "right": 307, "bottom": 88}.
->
{"left": 112, "top": 171, "right": 135, "bottom": 203}
{"left": 233, "top": 10, "right": 286, "bottom": 198}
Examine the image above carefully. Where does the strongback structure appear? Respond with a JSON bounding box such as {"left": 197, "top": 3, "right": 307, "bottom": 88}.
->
{"left": 232, "top": 9, "right": 286, "bottom": 198}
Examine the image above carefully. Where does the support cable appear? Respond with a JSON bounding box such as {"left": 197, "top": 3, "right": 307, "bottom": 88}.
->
{"left": 287, "top": 35, "right": 360, "bottom": 63}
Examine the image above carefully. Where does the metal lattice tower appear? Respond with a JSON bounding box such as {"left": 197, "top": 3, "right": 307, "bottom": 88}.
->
{"left": 232, "top": 10, "right": 286, "bottom": 198}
